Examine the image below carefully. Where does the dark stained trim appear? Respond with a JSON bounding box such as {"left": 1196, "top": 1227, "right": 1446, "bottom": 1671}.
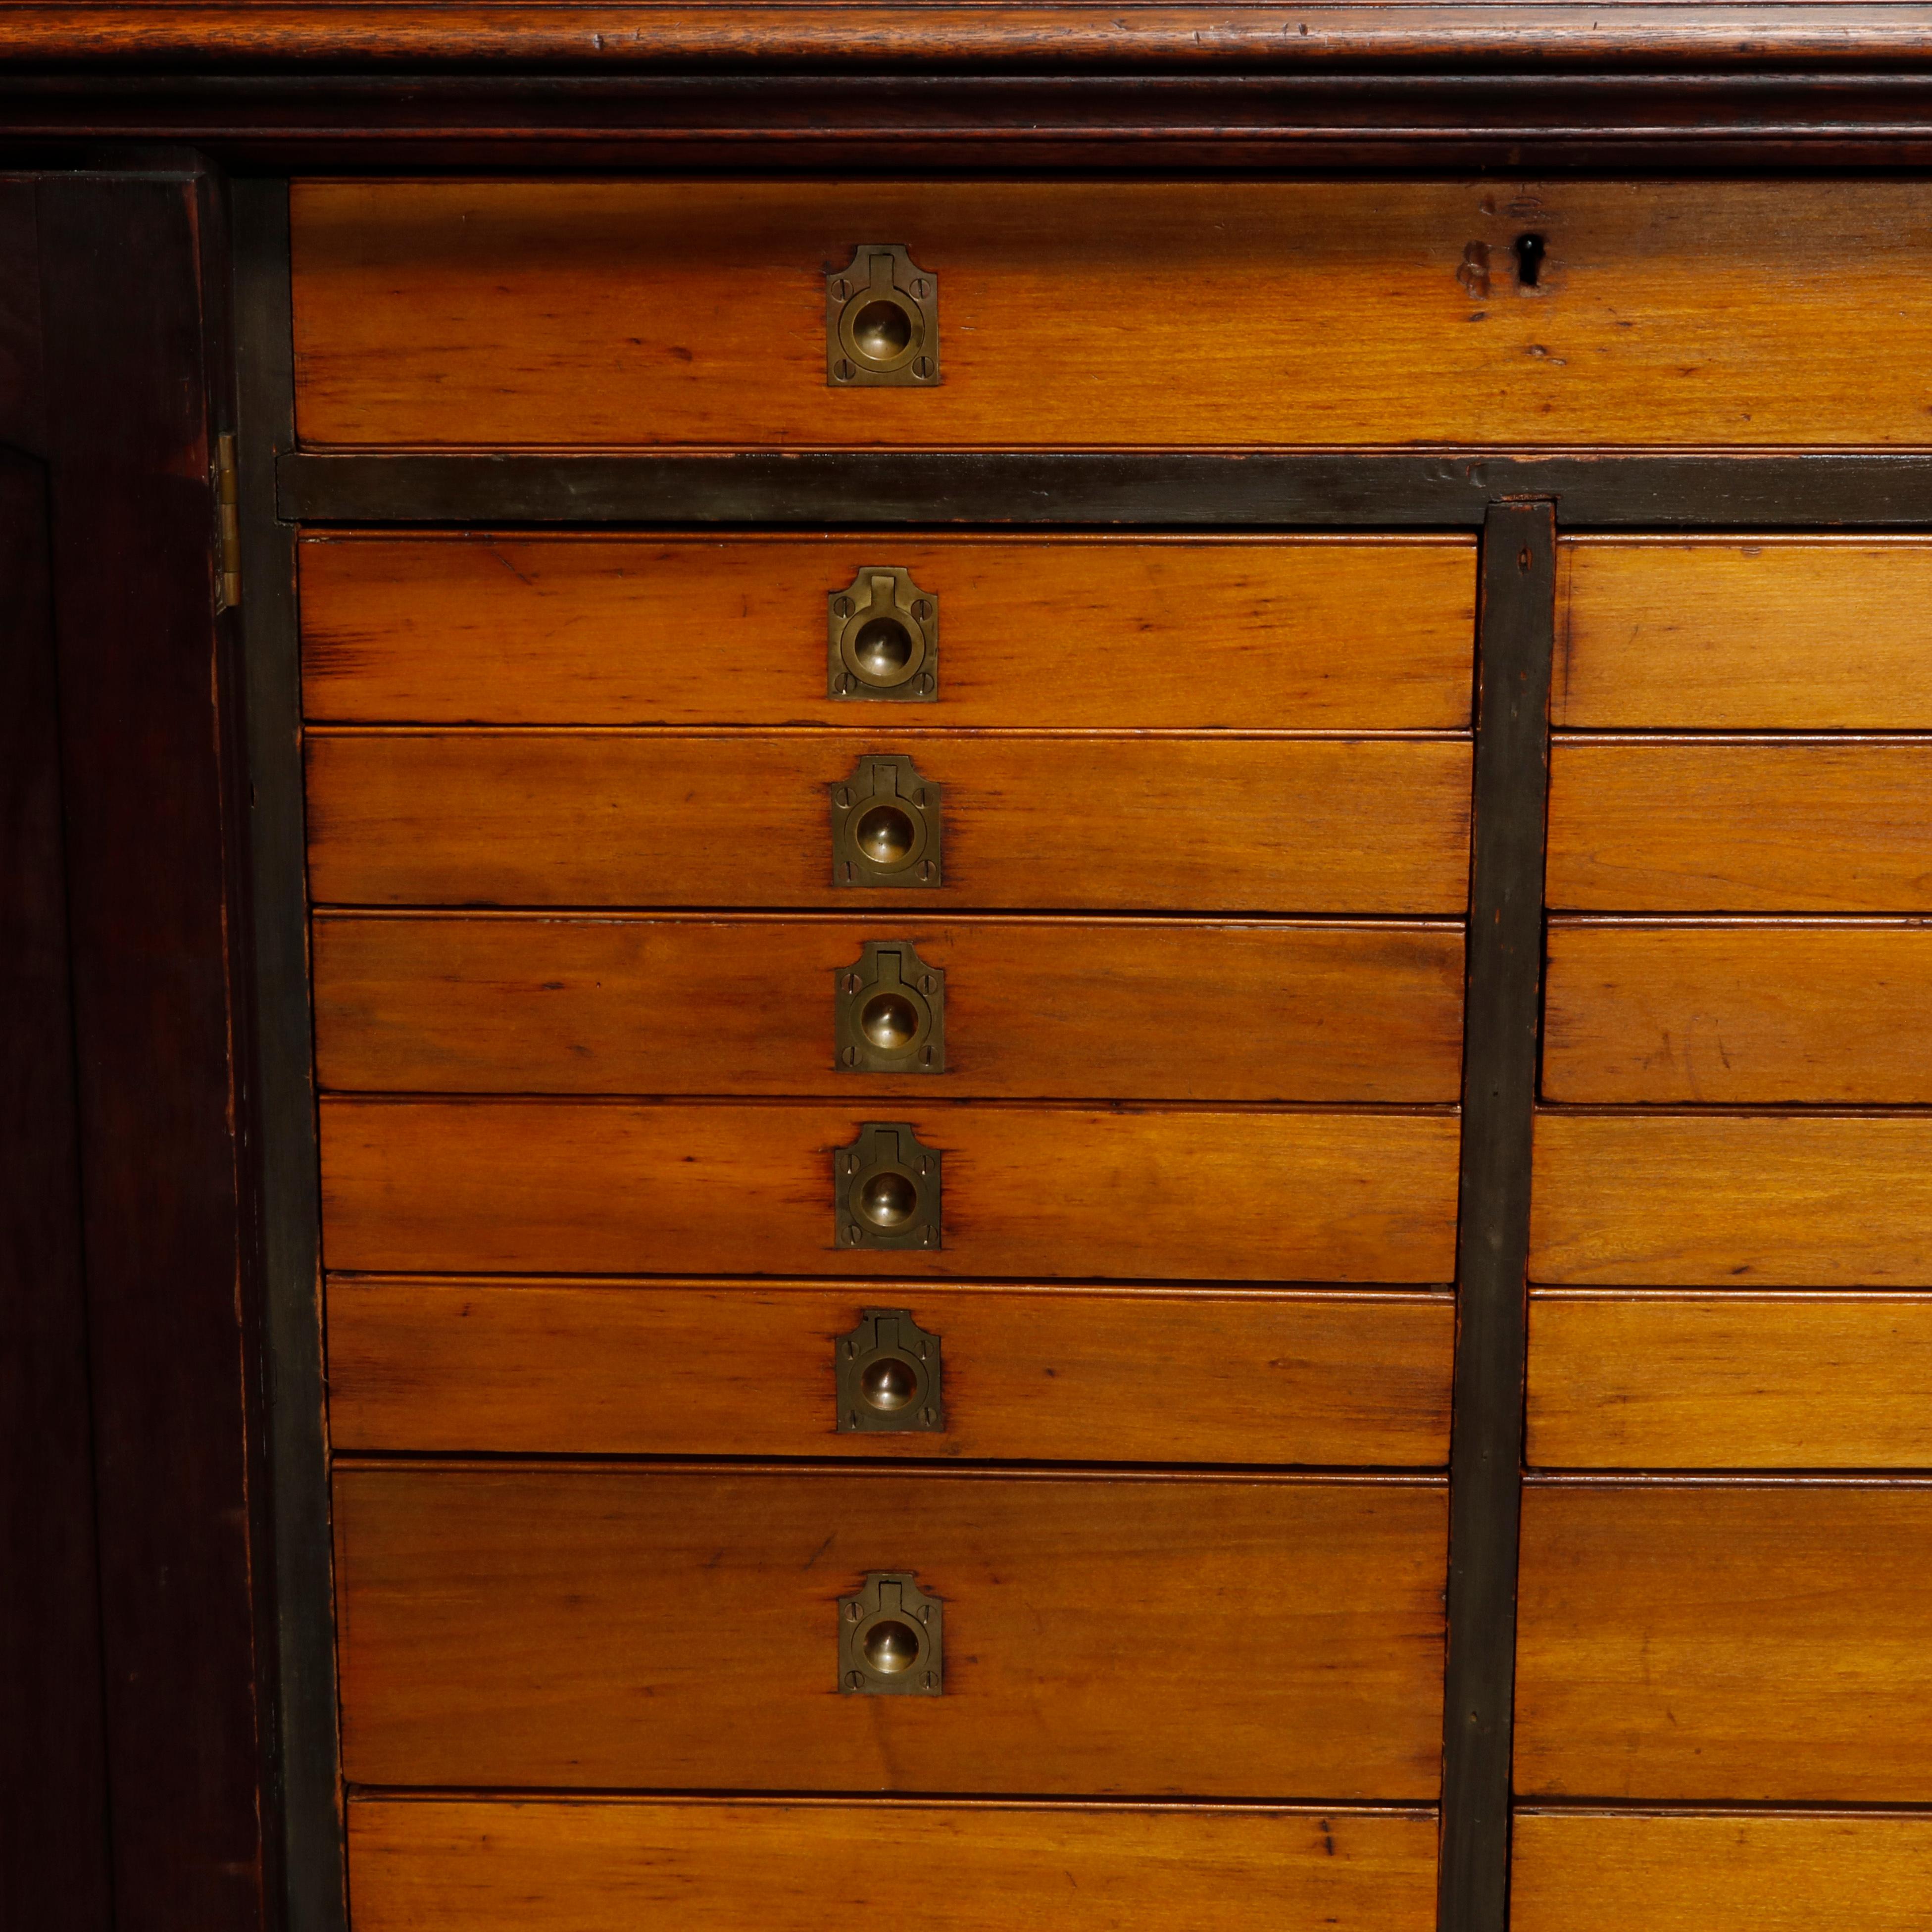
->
{"left": 1437, "top": 502, "right": 1555, "bottom": 1932}
{"left": 279, "top": 449, "right": 1932, "bottom": 531}
{"left": 232, "top": 173, "right": 347, "bottom": 1932}
{"left": 14, "top": 71, "right": 1932, "bottom": 172}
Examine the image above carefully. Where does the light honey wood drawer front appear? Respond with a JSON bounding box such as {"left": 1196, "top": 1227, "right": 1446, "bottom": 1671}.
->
{"left": 1547, "top": 738, "right": 1932, "bottom": 913}
{"left": 304, "top": 731, "right": 1472, "bottom": 915}
{"left": 312, "top": 914, "right": 1465, "bottom": 1102}
{"left": 334, "top": 1465, "right": 1447, "bottom": 1797}
{"left": 318, "top": 1101, "right": 1460, "bottom": 1283}
{"left": 1543, "top": 919, "right": 1932, "bottom": 1104}
{"left": 327, "top": 1279, "right": 1454, "bottom": 1465}
{"left": 347, "top": 1797, "right": 1441, "bottom": 1932}
{"left": 1531, "top": 1113, "right": 1932, "bottom": 1286}
{"left": 1527, "top": 1291, "right": 1932, "bottom": 1469}
{"left": 1512, "top": 1810, "right": 1932, "bottom": 1932}
{"left": 1556, "top": 539, "right": 1932, "bottom": 730}
{"left": 1516, "top": 1480, "right": 1932, "bottom": 1800}
{"left": 299, "top": 534, "right": 1477, "bottom": 731}
{"left": 291, "top": 180, "right": 1932, "bottom": 449}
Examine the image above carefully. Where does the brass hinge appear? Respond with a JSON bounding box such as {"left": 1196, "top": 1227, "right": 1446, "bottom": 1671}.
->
{"left": 214, "top": 431, "right": 242, "bottom": 611}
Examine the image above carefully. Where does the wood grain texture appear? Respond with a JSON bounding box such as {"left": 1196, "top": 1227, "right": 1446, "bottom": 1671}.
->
{"left": 311, "top": 913, "right": 1466, "bottom": 1101}
{"left": 304, "top": 730, "right": 1473, "bottom": 914}
{"left": 1515, "top": 1480, "right": 1932, "bottom": 1799}
{"left": 347, "top": 1796, "right": 1441, "bottom": 1932}
{"left": 291, "top": 180, "right": 1932, "bottom": 448}
{"left": 1531, "top": 1113, "right": 1932, "bottom": 1285}
{"left": 1527, "top": 1291, "right": 1932, "bottom": 1468}
{"left": 298, "top": 533, "right": 1477, "bottom": 730}
{"left": 1543, "top": 920, "right": 1932, "bottom": 1103}
{"left": 1546, "top": 739, "right": 1932, "bottom": 912}
{"left": 1513, "top": 1811, "right": 1932, "bottom": 1932}
{"left": 1556, "top": 539, "right": 1932, "bottom": 729}
{"left": 319, "top": 1100, "right": 1460, "bottom": 1282}
{"left": 334, "top": 1464, "right": 1447, "bottom": 1795}
{"left": 326, "top": 1278, "right": 1454, "bottom": 1464}
{"left": 30, "top": 7, "right": 1932, "bottom": 72}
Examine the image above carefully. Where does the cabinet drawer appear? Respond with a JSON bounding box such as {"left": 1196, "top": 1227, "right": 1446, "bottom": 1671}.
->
{"left": 312, "top": 914, "right": 1465, "bottom": 1102}
{"left": 1527, "top": 1291, "right": 1932, "bottom": 1469}
{"left": 334, "top": 1465, "right": 1447, "bottom": 1796}
{"left": 1516, "top": 1480, "right": 1932, "bottom": 1800}
{"left": 327, "top": 1280, "right": 1454, "bottom": 1465}
{"left": 347, "top": 1797, "right": 1440, "bottom": 1932}
{"left": 291, "top": 180, "right": 1932, "bottom": 449}
{"left": 1513, "top": 1811, "right": 1932, "bottom": 1932}
{"left": 1546, "top": 739, "right": 1932, "bottom": 913}
{"left": 304, "top": 731, "right": 1472, "bottom": 915}
{"left": 1544, "top": 920, "right": 1932, "bottom": 1104}
{"left": 318, "top": 1100, "right": 1461, "bottom": 1282}
{"left": 1530, "top": 1112, "right": 1932, "bottom": 1286}
{"left": 299, "top": 534, "right": 1477, "bottom": 731}
{"left": 1557, "top": 539, "right": 1932, "bottom": 730}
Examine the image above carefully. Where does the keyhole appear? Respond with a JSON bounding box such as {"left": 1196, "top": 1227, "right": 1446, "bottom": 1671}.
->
{"left": 1513, "top": 233, "right": 1546, "bottom": 288}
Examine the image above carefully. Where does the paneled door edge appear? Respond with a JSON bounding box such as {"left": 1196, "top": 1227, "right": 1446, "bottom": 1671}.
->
{"left": 1437, "top": 501, "right": 1556, "bottom": 1932}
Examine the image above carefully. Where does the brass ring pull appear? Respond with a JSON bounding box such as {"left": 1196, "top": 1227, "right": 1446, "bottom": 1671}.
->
{"left": 830, "top": 754, "right": 942, "bottom": 890}
{"left": 836, "top": 1307, "right": 945, "bottom": 1433}
{"left": 834, "top": 1121, "right": 942, "bottom": 1250}
{"left": 839, "top": 1572, "right": 943, "bottom": 1695}
{"left": 835, "top": 940, "right": 945, "bottom": 1074}
{"left": 828, "top": 565, "right": 939, "bottom": 702}
{"left": 826, "top": 245, "right": 940, "bottom": 388}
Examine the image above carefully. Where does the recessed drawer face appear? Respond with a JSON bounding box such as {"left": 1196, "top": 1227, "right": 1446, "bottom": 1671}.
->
{"left": 1513, "top": 1811, "right": 1932, "bottom": 1932}
{"left": 1530, "top": 1112, "right": 1932, "bottom": 1286}
{"left": 333, "top": 1466, "right": 1447, "bottom": 1796}
{"left": 326, "top": 1280, "right": 1455, "bottom": 1464}
{"left": 311, "top": 914, "right": 1466, "bottom": 1102}
{"left": 290, "top": 180, "right": 1932, "bottom": 448}
{"left": 318, "top": 1101, "right": 1461, "bottom": 1283}
{"left": 1546, "top": 739, "right": 1932, "bottom": 913}
{"left": 1557, "top": 539, "right": 1932, "bottom": 730}
{"left": 1516, "top": 1481, "right": 1932, "bottom": 1801}
{"left": 304, "top": 732, "right": 1473, "bottom": 914}
{"left": 1527, "top": 1291, "right": 1932, "bottom": 1470}
{"left": 298, "top": 534, "right": 1478, "bottom": 731}
{"left": 1544, "top": 920, "right": 1932, "bottom": 1105}
{"left": 347, "top": 1797, "right": 1442, "bottom": 1932}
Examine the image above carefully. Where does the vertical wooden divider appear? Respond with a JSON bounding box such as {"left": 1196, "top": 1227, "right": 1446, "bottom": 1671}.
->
{"left": 233, "top": 176, "right": 348, "bottom": 1932}
{"left": 1437, "top": 501, "right": 1556, "bottom": 1932}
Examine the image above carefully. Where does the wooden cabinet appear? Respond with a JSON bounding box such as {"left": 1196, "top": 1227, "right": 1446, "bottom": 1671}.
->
{"left": 20, "top": 32, "right": 1932, "bottom": 1932}
{"left": 257, "top": 166, "right": 1932, "bottom": 1929}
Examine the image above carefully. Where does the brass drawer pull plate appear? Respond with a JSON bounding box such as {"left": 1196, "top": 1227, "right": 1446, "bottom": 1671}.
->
{"left": 830, "top": 753, "right": 942, "bottom": 889}
{"left": 829, "top": 565, "right": 939, "bottom": 701}
{"left": 836, "top": 939, "right": 945, "bottom": 1074}
{"left": 837, "top": 1307, "right": 945, "bottom": 1433}
{"left": 827, "top": 245, "right": 939, "bottom": 388}
{"left": 835, "top": 1121, "right": 942, "bottom": 1250}
{"left": 840, "top": 1572, "right": 943, "bottom": 1695}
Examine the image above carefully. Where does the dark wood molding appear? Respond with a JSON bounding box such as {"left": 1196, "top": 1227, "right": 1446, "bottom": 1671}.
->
{"left": 232, "top": 172, "right": 347, "bottom": 1932}
{"left": 1437, "top": 501, "right": 1555, "bottom": 1932}
{"left": 281, "top": 449, "right": 1932, "bottom": 532}
{"left": 9, "top": 4, "right": 1932, "bottom": 167}
{"left": 6, "top": 70, "right": 1932, "bottom": 170}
